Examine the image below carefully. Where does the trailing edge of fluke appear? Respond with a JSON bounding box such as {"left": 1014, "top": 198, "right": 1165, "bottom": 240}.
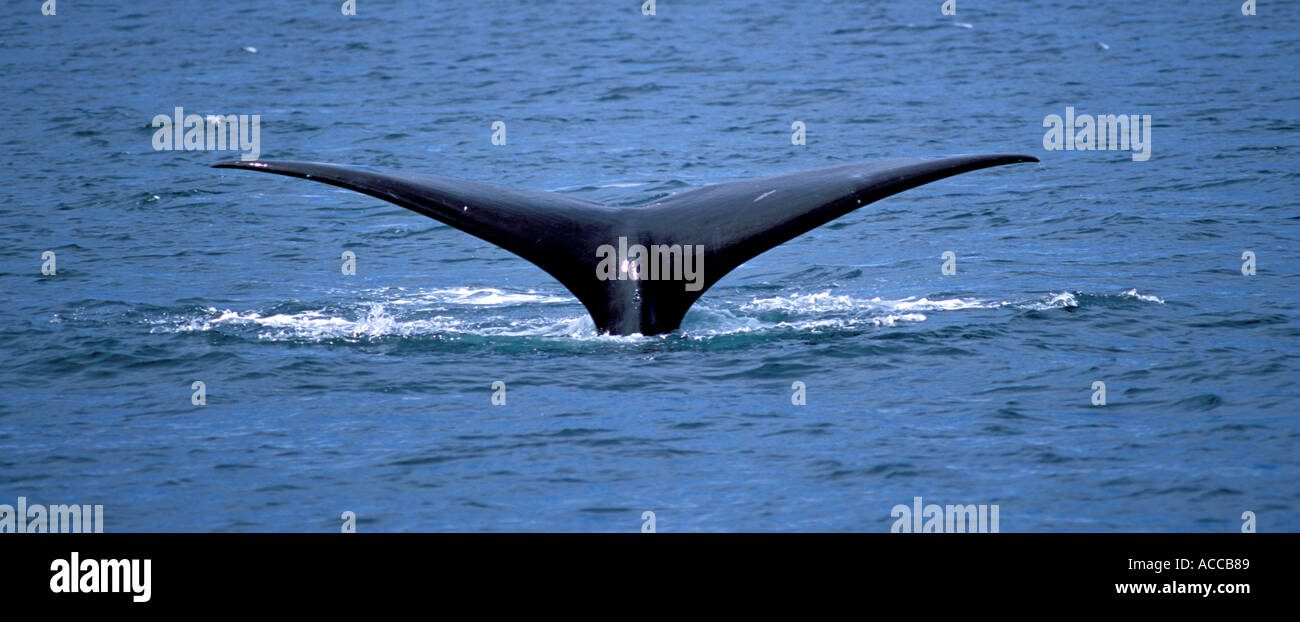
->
{"left": 212, "top": 154, "right": 1038, "bottom": 335}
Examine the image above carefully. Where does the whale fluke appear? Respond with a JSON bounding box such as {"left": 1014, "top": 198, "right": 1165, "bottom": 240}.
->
{"left": 213, "top": 154, "right": 1037, "bottom": 335}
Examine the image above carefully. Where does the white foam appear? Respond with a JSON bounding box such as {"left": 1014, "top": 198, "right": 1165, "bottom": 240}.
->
{"left": 1038, "top": 292, "right": 1079, "bottom": 309}
{"left": 377, "top": 287, "right": 569, "bottom": 306}
{"left": 742, "top": 291, "right": 990, "bottom": 314}
{"left": 872, "top": 313, "right": 928, "bottom": 326}
{"left": 159, "top": 303, "right": 607, "bottom": 342}
{"left": 1121, "top": 288, "right": 1165, "bottom": 304}
{"left": 425, "top": 287, "right": 570, "bottom": 306}
{"left": 742, "top": 292, "right": 859, "bottom": 313}
{"left": 148, "top": 286, "right": 1165, "bottom": 344}
{"left": 878, "top": 296, "right": 988, "bottom": 312}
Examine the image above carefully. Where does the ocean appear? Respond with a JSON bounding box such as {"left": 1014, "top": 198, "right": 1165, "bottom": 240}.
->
{"left": 0, "top": 0, "right": 1296, "bottom": 531}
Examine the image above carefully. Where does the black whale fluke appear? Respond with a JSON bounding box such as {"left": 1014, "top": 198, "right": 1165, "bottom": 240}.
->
{"left": 212, "top": 154, "right": 1037, "bottom": 335}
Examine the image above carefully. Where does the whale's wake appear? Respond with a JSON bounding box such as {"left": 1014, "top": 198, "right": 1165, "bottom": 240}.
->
{"left": 146, "top": 287, "right": 1167, "bottom": 344}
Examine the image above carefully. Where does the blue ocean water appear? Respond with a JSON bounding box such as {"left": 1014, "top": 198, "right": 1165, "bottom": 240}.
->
{"left": 0, "top": 1, "right": 1297, "bottom": 532}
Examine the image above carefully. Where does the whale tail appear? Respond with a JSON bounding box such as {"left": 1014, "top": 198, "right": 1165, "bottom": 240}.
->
{"left": 213, "top": 154, "right": 1037, "bottom": 335}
